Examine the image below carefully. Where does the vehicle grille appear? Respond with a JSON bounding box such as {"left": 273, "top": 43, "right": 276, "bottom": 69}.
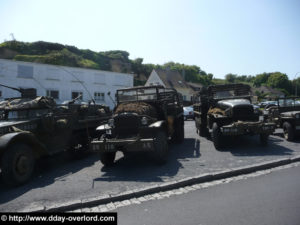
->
{"left": 232, "top": 106, "right": 254, "bottom": 121}
{"left": 114, "top": 113, "right": 140, "bottom": 137}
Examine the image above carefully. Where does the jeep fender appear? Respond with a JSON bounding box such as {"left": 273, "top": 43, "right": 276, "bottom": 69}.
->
{"left": 96, "top": 124, "right": 111, "bottom": 131}
{"left": 149, "top": 121, "right": 167, "bottom": 132}
{"left": 0, "top": 132, "right": 47, "bottom": 158}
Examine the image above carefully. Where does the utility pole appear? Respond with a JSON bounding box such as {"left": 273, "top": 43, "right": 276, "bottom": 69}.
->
{"left": 295, "top": 72, "right": 300, "bottom": 97}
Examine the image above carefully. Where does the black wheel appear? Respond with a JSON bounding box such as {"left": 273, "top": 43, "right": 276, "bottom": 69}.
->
{"left": 283, "top": 122, "right": 294, "bottom": 141}
{"left": 99, "top": 134, "right": 116, "bottom": 166}
{"left": 212, "top": 123, "right": 223, "bottom": 150}
{"left": 1, "top": 143, "right": 35, "bottom": 187}
{"left": 68, "top": 133, "right": 89, "bottom": 160}
{"left": 99, "top": 152, "right": 116, "bottom": 166}
{"left": 199, "top": 124, "right": 209, "bottom": 137}
{"left": 153, "top": 131, "right": 168, "bottom": 164}
{"left": 260, "top": 133, "right": 269, "bottom": 146}
{"left": 173, "top": 119, "right": 184, "bottom": 143}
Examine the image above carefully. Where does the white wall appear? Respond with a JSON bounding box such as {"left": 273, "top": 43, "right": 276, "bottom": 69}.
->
{"left": 0, "top": 59, "right": 133, "bottom": 109}
{"left": 145, "top": 70, "right": 165, "bottom": 87}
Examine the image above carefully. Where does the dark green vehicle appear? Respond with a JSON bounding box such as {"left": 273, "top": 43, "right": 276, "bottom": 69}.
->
{"left": 0, "top": 85, "right": 111, "bottom": 186}
{"left": 266, "top": 97, "right": 300, "bottom": 141}
{"left": 193, "top": 83, "right": 275, "bottom": 149}
{"left": 91, "top": 85, "right": 184, "bottom": 166}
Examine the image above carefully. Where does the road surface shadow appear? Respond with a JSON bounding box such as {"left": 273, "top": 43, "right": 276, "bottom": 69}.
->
{"left": 94, "top": 138, "right": 201, "bottom": 183}
{"left": 0, "top": 152, "right": 98, "bottom": 204}
{"left": 271, "top": 133, "right": 300, "bottom": 143}
{"left": 218, "top": 135, "right": 295, "bottom": 156}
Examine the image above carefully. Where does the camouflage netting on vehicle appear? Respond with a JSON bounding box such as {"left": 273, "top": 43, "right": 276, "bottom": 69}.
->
{"left": 208, "top": 107, "right": 225, "bottom": 116}
{"left": 0, "top": 96, "right": 56, "bottom": 110}
{"left": 114, "top": 102, "right": 157, "bottom": 118}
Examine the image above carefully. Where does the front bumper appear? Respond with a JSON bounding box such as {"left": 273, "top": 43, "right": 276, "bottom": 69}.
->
{"left": 91, "top": 137, "right": 155, "bottom": 153}
{"left": 220, "top": 121, "right": 275, "bottom": 136}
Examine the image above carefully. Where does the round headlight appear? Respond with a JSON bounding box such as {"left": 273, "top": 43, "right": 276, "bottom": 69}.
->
{"left": 108, "top": 119, "right": 114, "bottom": 127}
{"left": 141, "top": 117, "right": 148, "bottom": 125}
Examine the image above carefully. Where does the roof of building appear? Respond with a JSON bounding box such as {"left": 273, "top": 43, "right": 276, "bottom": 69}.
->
{"left": 186, "top": 82, "right": 203, "bottom": 91}
{"left": 252, "top": 86, "right": 285, "bottom": 97}
{"left": 154, "top": 69, "right": 190, "bottom": 89}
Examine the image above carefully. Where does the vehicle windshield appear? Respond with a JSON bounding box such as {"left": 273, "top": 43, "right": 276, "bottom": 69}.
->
{"left": 2, "top": 109, "right": 49, "bottom": 120}
{"left": 278, "top": 99, "right": 300, "bottom": 107}
{"left": 117, "top": 87, "right": 159, "bottom": 103}
{"left": 214, "top": 90, "right": 239, "bottom": 99}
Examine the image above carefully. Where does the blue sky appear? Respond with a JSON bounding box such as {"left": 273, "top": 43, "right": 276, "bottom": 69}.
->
{"left": 0, "top": 0, "right": 299, "bottom": 79}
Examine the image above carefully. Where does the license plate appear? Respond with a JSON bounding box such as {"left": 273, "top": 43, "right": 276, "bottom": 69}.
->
{"left": 105, "top": 144, "right": 115, "bottom": 150}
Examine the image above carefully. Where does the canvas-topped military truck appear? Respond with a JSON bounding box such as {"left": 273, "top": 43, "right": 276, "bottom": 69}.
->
{"left": 91, "top": 85, "right": 184, "bottom": 166}
{"left": 193, "top": 83, "right": 275, "bottom": 149}
{"left": 0, "top": 84, "right": 111, "bottom": 186}
{"left": 266, "top": 97, "right": 300, "bottom": 141}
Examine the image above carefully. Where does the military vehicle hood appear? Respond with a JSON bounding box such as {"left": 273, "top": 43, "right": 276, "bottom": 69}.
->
{"left": 217, "top": 99, "right": 251, "bottom": 109}
{"left": 280, "top": 111, "right": 300, "bottom": 117}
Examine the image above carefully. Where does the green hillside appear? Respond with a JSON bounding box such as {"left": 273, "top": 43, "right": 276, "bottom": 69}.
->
{"left": 0, "top": 40, "right": 299, "bottom": 96}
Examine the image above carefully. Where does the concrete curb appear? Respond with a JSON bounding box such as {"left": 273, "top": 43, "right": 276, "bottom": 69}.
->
{"left": 27, "top": 155, "right": 300, "bottom": 212}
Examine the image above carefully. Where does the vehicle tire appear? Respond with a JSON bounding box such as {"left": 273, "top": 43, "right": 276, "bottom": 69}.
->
{"left": 173, "top": 120, "right": 184, "bottom": 143}
{"left": 212, "top": 123, "right": 223, "bottom": 150}
{"left": 69, "top": 133, "right": 89, "bottom": 160}
{"left": 260, "top": 133, "right": 269, "bottom": 146}
{"left": 99, "top": 152, "right": 116, "bottom": 166}
{"left": 99, "top": 134, "right": 116, "bottom": 166}
{"left": 1, "top": 143, "right": 35, "bottom": 187}
{"left": 283, "top": 122, "right": 294, "bottom": 141}
{"left": 199, "top": 124, "right": 208, "bottom": 137}
{"left": 153, "top": 131, "right": 168, "bottom": 164}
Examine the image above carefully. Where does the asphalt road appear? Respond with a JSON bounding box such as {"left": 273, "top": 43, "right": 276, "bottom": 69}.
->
{"left": 116, "top": 164, "right": 300, "bottom": 225}
{"left": 1, "top": 121, "right": 300, "bottom": 212}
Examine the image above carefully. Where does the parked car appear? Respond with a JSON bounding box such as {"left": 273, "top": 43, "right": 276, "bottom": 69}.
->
{"left": 0, "top": 84, "right": 111, "bottom": 186}
{"left": 193, "top": 84, "right": 275, "bottom": 149}
{"left": 267, "top": 97, "right": 300, "bottom": 141}
{"left": 184, "top": 106, "right": 194, "bottom": 120}
{"left": 91, "top": 85, "right": 184, "bottom": 166}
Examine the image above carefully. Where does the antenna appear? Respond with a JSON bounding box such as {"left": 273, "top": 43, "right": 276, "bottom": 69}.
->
{"left": 57, "top": 66, "right": 95, "bottom": 104}
{"left": 107, "top": 91, "right": 116, "bottom": 106}
{"left": 10, "top": 33, "right": 16, "bottom": 41}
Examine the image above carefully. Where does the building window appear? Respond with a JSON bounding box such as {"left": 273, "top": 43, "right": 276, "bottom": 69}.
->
{"left": 17, "top": 65, "right": 33, "bottom": 78}
{"left": 94, "top": 92, "right": 105, "bottom": 101}
{"left": 72, "top": 91, "right": 83, "bottom": 100}
{"left": 46, "top": 90, "right": 59, "bottom": 99}
{"left": 183, "top": 95, "right": 187, "bottom": 101}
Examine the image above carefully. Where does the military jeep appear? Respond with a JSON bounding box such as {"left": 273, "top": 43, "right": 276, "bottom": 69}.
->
{"left": 193, "top": 83, "right": 275, "bottom": 149}
{"left": 0, "top": 85, "right": 111, "bottom": 186}
{"left": 266, "top": 97, "right": 300, "bottom": 141}
{"left": 91, "top": 85, "right": 184, "bottom": 166}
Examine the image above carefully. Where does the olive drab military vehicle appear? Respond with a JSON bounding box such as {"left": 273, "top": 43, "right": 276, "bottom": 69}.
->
{"left": 0, "top": 84, "right": 111, "bottom": 186}
{"left": 193, "top": 83, "right": 275, "bottom": 149}
{"left": 266, "top": 97, "right": 300, "bottom": 141}
{"left": 91, "top": 85, "right": 184, "bottom": 166}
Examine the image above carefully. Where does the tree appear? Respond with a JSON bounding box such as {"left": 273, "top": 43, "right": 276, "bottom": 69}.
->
{"left": 253, "top": 73, "right": 270, "bottom": 87}
{"left": 225, "top": 73, "right": 237, "bottom": 83}
{"left": 267, "top": 72, "right": 290, "bottom": 89}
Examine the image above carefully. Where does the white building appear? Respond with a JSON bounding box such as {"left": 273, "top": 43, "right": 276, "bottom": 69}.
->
{"left": 0, "top": 59, "right": 133, "bottom": 108}
{"left": 145, "top": 69, "right": 195, "bottom": 101}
